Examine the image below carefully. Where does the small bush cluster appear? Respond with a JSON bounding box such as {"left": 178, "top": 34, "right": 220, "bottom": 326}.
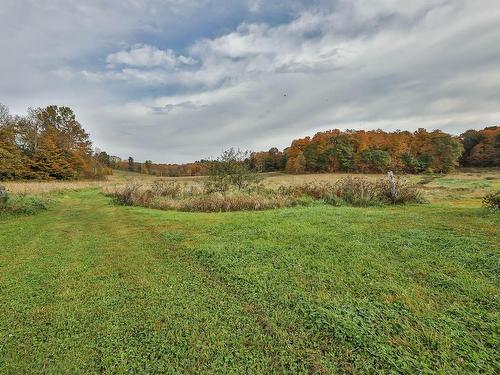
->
{"left": 109, "top": 180, "right": 205, "bottom": 203}
{"left": 278, "top": 181, "right": 334, "bottom": 200}
{"left": 482, "top": 191, "right": 499, "bottom": 212}
{"left": 150, "top": 180, "right": 183, "bottom": 198}
{"left": 0, "top": 192, "right": 49, "bottom": 215}
{"left": 104, "top": 181, "right": 298, "bottom": 212}
{"left": 110, "top": 180, "right": 143, "bottom": 205}
{"left": 278, "top": 176, "right": 424, "bottom": 207}
{"left": 377, "top": 177, "right": 425, "bottom": 205}
{"left": 334, "top": 177, "right": 384, "bottom": 206}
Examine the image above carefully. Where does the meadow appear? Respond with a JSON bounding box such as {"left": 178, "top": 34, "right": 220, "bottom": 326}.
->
{"left": 0, "top": 170, "right": 499, "bottom": 374}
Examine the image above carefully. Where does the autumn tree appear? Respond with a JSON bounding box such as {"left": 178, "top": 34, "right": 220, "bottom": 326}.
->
{"left": 0, "top": 103, "right": 109, "bottom": 181}
{"left": 460, "top": 126, "right": 499, "bottom": 167}
{"left": 0, "top": 105, "right": 30, "bottom": 179}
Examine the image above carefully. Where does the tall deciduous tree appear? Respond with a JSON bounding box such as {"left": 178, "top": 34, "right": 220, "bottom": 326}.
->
{"left": 0, "top": 103, "right": 109, "bottom": 181}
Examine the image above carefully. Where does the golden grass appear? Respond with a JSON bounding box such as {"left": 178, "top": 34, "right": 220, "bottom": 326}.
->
{"left": 262, "top": 172, "right": 390, "bottom": 187}
{"left": 2, "top": 171, "right": 164, "bottom": 194}
{"left": 2, "top": 169, "right": 498, "bottom": 207}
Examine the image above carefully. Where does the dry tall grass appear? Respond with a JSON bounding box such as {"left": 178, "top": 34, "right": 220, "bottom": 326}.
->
{"left": 3, "top": 180, "right": 108, "bottom": 195}
{"left": 5, "top": 169, "right": 495, "bottom": 205}
{"left": 104, "top": 174, "right": 425, "bottom": 212}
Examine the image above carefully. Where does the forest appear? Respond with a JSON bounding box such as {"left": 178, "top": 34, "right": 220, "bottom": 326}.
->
{"left": 1, "top": 102, "right": 498, "bottom": 181}
{"left": 112, "top": 127, "right": 500, "bottom": 177}
{"left": 255, "top": 127, "right": 498, "bottom": 174}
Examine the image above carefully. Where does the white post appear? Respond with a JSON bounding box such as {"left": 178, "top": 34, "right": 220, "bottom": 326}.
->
{"left": 387, "top": 171, "right": 396, "bottom": 203}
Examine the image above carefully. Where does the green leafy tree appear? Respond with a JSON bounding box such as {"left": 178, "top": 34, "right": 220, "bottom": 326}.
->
{"left": 429, "top": 133, "right": 463, "bottom": 173}
{"left": 303, "top": 143, "right": 319, "bottom": 172}
{"left": 128, "top": 157, "right": 135, "bottom": 172}
{"left": 330, "top": 135, "right": 355, "bottom": 171}
{"left": 143, "top": 160, "right": 153, "bottom": 174}
{"left": 205, "top": 148, "right": 262, "bottom": 193}
{"left": 360, "top": 149, "right": 391, "bottom": 172}
{"left": 97, "top": 151, "right": 111, "bottom": 167}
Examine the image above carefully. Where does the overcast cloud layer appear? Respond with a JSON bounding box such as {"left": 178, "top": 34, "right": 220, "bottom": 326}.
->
{"left": 1, "top": 0, "right": 499, "bottom": 162}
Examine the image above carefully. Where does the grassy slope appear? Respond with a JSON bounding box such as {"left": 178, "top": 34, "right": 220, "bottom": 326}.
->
{"left": 0, "top": 188, "right": 499, "bottom": 374}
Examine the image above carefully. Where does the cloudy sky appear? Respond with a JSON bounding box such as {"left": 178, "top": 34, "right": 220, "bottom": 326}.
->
{"left": 1, "top": 0, "right": 499, "bottom": 162}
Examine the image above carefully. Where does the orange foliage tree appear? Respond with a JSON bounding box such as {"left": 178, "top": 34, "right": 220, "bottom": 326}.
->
{"left": 280, "top": 128, "right": 464, "bottom": 174}
{"left": 0, "top": 103, "right": 111, "bottom": 180}
{"left": 460, "top": 126, "right": 499, "bottom": 167}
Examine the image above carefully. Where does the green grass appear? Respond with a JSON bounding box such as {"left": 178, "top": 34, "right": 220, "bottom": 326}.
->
{"left": 0, "top": 185, "right": 499, "bottom": 373}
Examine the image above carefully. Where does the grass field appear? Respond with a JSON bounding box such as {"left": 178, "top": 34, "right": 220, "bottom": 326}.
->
{"left": 0, "top": 170, "right": 499, "bottom": 373}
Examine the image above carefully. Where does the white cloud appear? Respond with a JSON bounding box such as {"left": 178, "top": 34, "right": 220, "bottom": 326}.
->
{"left": 1, "top": 0, "right": 499, "bottom": 162}
{"left": 106, "top": 44, "right": 196, "bottom": 68}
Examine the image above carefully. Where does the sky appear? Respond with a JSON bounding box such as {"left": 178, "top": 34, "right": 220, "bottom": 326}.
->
{"left": 1, "top": 0, "right": 499, "bottom": 163}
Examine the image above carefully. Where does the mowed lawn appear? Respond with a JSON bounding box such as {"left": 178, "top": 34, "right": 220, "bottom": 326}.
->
{"left": 0, "top": 181, "right": 499, "bottom": 373}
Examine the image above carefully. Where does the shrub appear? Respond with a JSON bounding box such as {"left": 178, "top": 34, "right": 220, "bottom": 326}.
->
{"left": 0, "top": 193, "right": 49, "bottom": 215}
{"left": 204, "top": 148, "right": 262, "bottom": 193}
{"left": 482, "top": 191, "right": 500, "bottom": 212}
{"left": 104, "top": 180, "right": 204, "bottom": 210}
{"left": 109, "top": 180, "right": 143, "bottom": 205}
{"left": 333, "top": 176, "right": 424, "bottom": 206}
{"left": 334, "top": 177, "right": 383, "bottom": 206}
{"left": 278, "top": 182, "right": 335, "bottom": 200}
{"left": 150, "top": 180, "right": 182, "bottom": 198}
{"left": 379, "top": 178, "right": 425, "bottom": 204}
{"left": 147, "top": 196, "right": 182, "bottom": 211}
{"left": 275, "top": 177, "right": 423, "bottom": 207}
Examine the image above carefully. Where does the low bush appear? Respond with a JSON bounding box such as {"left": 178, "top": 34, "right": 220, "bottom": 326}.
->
{"left": 0, "top": 193, "right": 49, "bottom": 215}
{"left": 278, "top": 177, "right": 424, "bottom": 207}
{"left": 376, "top": 177, "right": 425, "bottom": 205}
{"left": 482, "top": 191, "right": 499, "bottom": 212}
{"left": 278, "top": 181, "right": 335, "bottom": 199}
{"left": 150, "top": 180, "right": 182, "bottom": 198}
{"left": 108, "top": 180, "right": 143, "bottom": 205}
{"left": 334, "top": 177, "right": 383, "bottom": 206}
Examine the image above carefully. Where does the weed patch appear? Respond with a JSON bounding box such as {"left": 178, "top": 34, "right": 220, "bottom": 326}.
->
{"left": 104, "top": 176, "right": 424, "bottom": 212}
{"left": 0, "top": 193, "right": 49, "bottom": 215}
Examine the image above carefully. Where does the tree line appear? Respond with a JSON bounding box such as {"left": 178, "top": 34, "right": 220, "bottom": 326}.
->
{"left": 251, "top": 127, "right": 498, "bottom": 174}
{"left": 1, "top": 101, "right": 498, "bottom": 181}
{"left": 113, "top": 157, "right": 208, "bottom": 177}
{"left": 0, "top": 103, "right": 111, "bottom": 180}
{"left": 120, "top": 127, "right": 499, "bottom": 177}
